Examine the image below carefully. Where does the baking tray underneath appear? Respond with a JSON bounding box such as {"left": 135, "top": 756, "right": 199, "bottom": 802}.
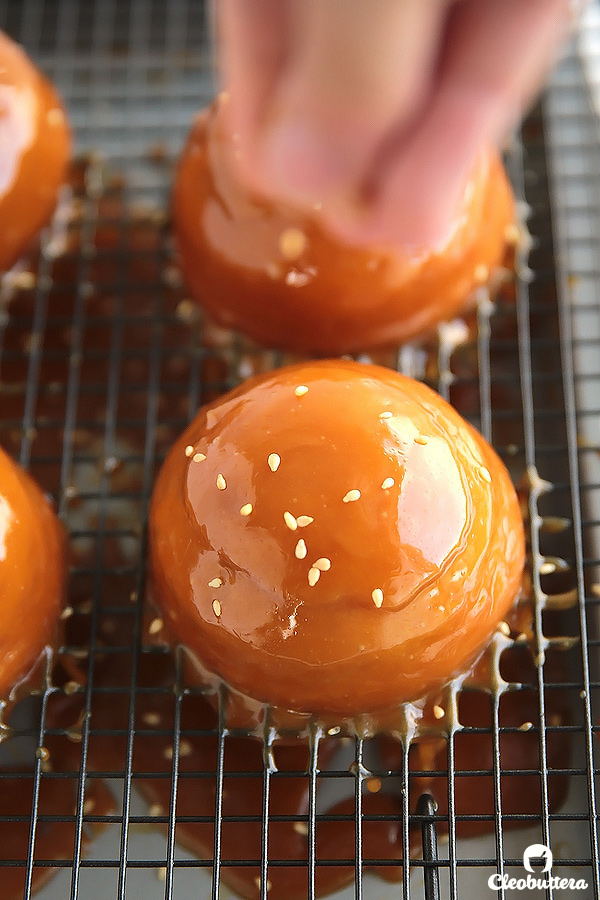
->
{"left": 0, "top": 0, "right": 599, "bottom": 897}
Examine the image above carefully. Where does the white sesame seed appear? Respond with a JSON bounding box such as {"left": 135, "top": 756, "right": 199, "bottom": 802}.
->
{"left": 479, "top": 465, "right": 492, "bottom": 483}
{"left": 297, "top": 515, "right": 314, "bottom": 528}
{"left": 433, "top": 705, "right": 445, "bottom": 720}
{"left": 149, "top": 803, "right": 163, "bottom": 817}
{"left": 83, "top": 798, "right": 96, "bottom": 815}
{"left": 293, "top": 821, "right": 309, "bottom": 836}
{"left": 295, "top": 385, "right": 309, "bottom": 397}
{"left": 176, "top": 299, "right": 197, "bottom": 323}
{"left": 497, "top": 621, "right": 511, "bottom": 637}
{"left": 284, "top": 511, "right": 298, "bottom": 531}
{"left": 268, "top": 453, "right": 281, "bottom": 472}
{"left": 193, "top": 452, "right": 207, "bottom": 463}
{"left": 295, "top": 539, "right": 307, "bottom": 559}
{"left": 313, "top": 557, "right": 331, "bottom": 571}
{"left": 371, "top": 588, "right": 384, "bottom": 608}
{"left": 343, "top": 489, "right": 361, "bottom": 503}
{"left": 216, "top": 473, "right": 227, "bottom": 490}
{"left": 240, "top": 503, "right": 253, "bottom": 516}
{"left": 414, "top": 435, "right": 429, "bottom": 446}
{"left": 208, "top": 577, "right": 223, "bottom": 588}
{"left": 474, "top": 263, "right": 489, "bottom": 284}
{"left": 36, "top": 746, "right": 50, "bottom": 761}
{"left": 179, "top": 739, "right": 193, "bottom": 757}
{"left": 60, "top": 606, "right": 74, "bottom": 620}
{"left": 519, "top": 721, "right": 533, "bottom": 732}
{"left": 212, "top": 599, "right": 222, "bottom": 617}
{"left": 143, "top": 712, "right": 161, "bottom": 726}
{"left": 308, "top": 567, "right": 321, "bottom": 586}
{"left": 148, "top": 617, "right": 163, "bottom": 635}
{"left": 381, "top": 477, "right": 395, "bottom": 490}
{"left": 504, "top": 223, "right": 520, "bottom": 245}
{"left": 327, "top": 725, "right": 341, "bottom": 736}
{"left": 279, "top": 227, "right": 307, "bottom": 260}
{"left": 379, "top": 411, "right": 393, "bottom": 419}
{"left": 47, "top": 107, "right": 65, "bottom": 127}
{"left": 185, "top": 445, "right": 194, "bottom": 457}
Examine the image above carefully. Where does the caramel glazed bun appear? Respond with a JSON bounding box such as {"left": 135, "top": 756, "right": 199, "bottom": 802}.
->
{"left": 173, "top": 95, "right": 516, "bottom": 355}
{"left": 0, "top": 31, "right": 71, "bottom": 273}
{"left": 149, "top": 360, "right": 525, "bottom": 731}
{"left": 0, "top": 447, "right": 65, "bottom": 701}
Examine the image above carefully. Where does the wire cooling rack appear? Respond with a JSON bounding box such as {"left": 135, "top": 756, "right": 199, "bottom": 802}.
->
{"left": 0, "top": 1, "right": 599, "bottom": 898}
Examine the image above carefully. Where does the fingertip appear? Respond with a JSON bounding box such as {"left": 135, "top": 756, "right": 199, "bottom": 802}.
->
{"left": 257, "top": 118, "right": 345, "bottom": 208}
{"left": 312, "top": 165, "right": 465, "bottom": 252}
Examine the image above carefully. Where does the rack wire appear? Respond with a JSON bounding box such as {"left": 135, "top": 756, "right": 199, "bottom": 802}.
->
{"left": 0, "top": 0, "right": 598, "bottom": 898}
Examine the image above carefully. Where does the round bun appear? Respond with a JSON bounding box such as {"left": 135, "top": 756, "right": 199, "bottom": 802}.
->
{"left": 0, "top": 447, "right": 65, "bottom": 698}
{"left": 173, "top": 96, "right": 515, "bottom": 354}
{"left": 149, "top": 360, "right": 524, "bottom": 722}
{"left": 0, "top": 31, "right": 71, "bottom": 273}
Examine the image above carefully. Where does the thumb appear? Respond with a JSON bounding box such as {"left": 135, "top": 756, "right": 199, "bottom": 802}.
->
{"left": 250, "top": 0, "right": 447, "bottom": 209}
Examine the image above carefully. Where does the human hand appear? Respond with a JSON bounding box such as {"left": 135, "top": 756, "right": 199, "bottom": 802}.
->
{"left": 217, "top": 0, "right": 572, "bottom": 249}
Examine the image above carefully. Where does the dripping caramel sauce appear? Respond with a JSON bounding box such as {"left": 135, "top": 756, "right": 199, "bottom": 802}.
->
{"left": 0, "top": 158, "right": 574, "bottom": 900}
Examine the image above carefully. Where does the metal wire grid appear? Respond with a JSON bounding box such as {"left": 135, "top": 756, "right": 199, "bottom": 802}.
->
{"left": 0, "top": 0, "right": 597, "bottom": 897}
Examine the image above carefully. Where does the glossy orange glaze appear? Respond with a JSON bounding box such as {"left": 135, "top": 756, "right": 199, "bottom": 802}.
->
{"left": 173, "top": 96, "right": 515, "bottom": 354}
{"left": 149, "top": 359, "right": 525, "bottom": 724}
{"left": 0, "top": 446, "right": 65, "bottom": 698}
{"left": 0, "top": 31, "right": 70, "bottom": 272}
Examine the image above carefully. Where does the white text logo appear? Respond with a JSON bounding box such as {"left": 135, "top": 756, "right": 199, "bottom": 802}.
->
{"left": 487, "top": 843, "right": 588, "bottom": 892}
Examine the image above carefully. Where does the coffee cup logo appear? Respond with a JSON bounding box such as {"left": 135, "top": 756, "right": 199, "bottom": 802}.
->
{"left": 523, "top": 844, "right": 553, "bottom": 874}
